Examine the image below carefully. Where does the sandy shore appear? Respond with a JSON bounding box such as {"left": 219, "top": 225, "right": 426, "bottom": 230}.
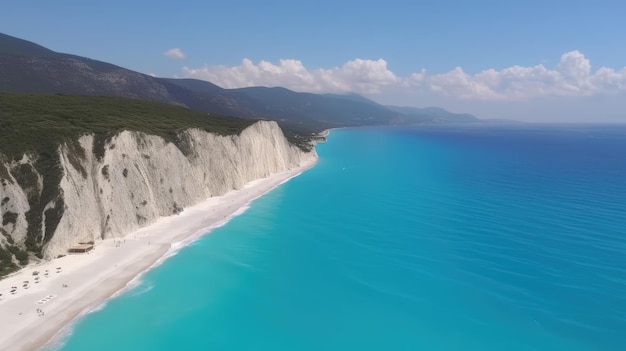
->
{"left": 0, "top": 158, "right": 316, "bottom": 351}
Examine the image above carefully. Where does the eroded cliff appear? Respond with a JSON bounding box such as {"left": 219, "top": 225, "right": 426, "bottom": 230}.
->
{"left": 0, "top": 121, "right": 316, "bottom": 263}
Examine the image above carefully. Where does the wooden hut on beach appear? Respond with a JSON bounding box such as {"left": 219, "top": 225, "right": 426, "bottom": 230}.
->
{"left": 68, "top": 243, "right": 94, "bottom": 253}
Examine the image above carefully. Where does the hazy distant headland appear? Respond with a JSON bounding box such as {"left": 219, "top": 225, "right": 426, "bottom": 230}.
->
{"left": 0, "top": 32, "right": 482, "bottom": 134}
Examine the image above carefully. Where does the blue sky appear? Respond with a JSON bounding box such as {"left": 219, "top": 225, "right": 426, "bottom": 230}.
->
{"left": 2, "top": 0, "right": 626, "bottom": 122}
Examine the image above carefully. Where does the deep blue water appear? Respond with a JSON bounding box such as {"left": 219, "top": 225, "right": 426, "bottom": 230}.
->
{"left": 54, "top": 124, "right": 626, "bottom": 350}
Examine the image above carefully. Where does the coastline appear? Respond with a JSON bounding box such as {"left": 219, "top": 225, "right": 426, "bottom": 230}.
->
{"left": 0, "top": 157, "right": 316, "bottom": 351}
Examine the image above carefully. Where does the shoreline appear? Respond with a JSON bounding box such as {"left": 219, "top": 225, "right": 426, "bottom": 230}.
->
{"left": 0, "top": 158, "right": 316, "bottom": 351}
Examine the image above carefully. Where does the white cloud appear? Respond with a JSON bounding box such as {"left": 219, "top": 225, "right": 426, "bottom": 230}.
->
{"left": 181, "top": 51, "right": 626, "bottom": 100}
{"left": 182, "top": 58, "right": 412, "bottom": 94}
{"left": 164, "top": 48, "right": 186, "bottom": 59}
{"left": 429, "top": 51, "right": 626, "bottom": 100}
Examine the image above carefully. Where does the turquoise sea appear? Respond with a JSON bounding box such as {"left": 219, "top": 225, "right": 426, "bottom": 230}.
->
{"left": 54, "top": 124, "right": 626, "bottom": 350}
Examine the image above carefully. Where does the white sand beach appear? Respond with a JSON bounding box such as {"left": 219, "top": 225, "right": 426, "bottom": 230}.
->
{"left": 0, "top": 158, "right": 315, "bottom": 351}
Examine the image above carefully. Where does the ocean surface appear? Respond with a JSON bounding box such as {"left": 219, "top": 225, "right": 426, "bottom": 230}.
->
{"left": 53, "top": 124, "right": 626, "bottom": 351}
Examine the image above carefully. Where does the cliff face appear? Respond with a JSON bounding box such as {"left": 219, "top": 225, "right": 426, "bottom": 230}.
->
{"left": 0, "top": 121, "right": 316, "bottom": 259}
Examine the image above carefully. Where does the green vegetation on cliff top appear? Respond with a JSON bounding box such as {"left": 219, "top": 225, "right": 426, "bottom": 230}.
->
{"left": 0, "top": 93, "right": 258, "bottom": 159}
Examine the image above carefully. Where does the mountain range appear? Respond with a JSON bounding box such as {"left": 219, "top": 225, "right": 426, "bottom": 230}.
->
{"left": 0, "top": 32, "right": 480, "bottom": 132}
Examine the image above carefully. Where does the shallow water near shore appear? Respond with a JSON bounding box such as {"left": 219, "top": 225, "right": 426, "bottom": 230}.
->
{"left": 54, "top": 124, "right": 626, "bottom": 350}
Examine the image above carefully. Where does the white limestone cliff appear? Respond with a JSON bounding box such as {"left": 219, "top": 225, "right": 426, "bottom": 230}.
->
{"left": 0, "top": 121, "right": 316, "bottom": 259}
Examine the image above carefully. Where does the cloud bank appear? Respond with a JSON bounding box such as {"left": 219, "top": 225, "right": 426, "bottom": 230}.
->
{"left": 430, "top": 51, "right": 626, "bottom": 100}
{"left": 182, "top": 58, "right": 410, "bottom": 94}
{"left": 182, "top": 51, "right": 626, "bottom": 100}
{"left": 164, "top": 48, "right": 186, "bottom": 59}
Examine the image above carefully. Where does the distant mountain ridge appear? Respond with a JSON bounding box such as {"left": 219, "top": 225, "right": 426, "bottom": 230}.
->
{"left": 0, "top": 32, "right": 480, "bottom": 132}
{"left": 385, "top": 105, "right": 479, "bottom": 123}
